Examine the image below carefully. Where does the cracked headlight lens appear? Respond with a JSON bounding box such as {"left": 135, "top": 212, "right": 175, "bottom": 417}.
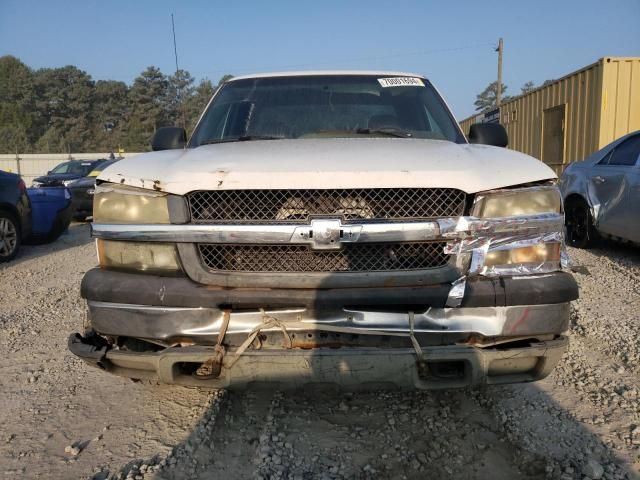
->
{"left": 473, "top": 186, "right": 562, "bottom": 218}
{"left": 93, "top": 183, "right": 170, "bottom": 224}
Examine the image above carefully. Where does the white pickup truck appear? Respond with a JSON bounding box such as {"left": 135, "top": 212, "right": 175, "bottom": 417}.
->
{"left": 69, "top": 71, "right": 578, "bottom": 389}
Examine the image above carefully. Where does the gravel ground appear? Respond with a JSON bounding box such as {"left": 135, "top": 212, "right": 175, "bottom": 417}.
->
{"left": 0, "top": 223, "right": 638, "bottom": 480}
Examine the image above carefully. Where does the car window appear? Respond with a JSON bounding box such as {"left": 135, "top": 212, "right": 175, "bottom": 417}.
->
{"left": 599, "top": 135, "right": 640, "bottom": 166}
{"left": 50, "top": 162, "right": 71, "bottom": 174}
{"left": 68, "top": 163, "right": 86, "bottom": 175}
{"left": 80, "top": 162, "right": 97, "bottom": 175}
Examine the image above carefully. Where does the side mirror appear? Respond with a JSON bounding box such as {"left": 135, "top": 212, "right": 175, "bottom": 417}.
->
{"left": 151, "top": 127, "right": 187, "bottom": 151}
{"left": 468, "top": 123, "right": 508, "bottom": 147}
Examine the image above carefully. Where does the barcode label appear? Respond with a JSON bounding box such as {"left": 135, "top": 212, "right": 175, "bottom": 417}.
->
{"left": 377, "top": 77, "right": 424, "bottom": 88}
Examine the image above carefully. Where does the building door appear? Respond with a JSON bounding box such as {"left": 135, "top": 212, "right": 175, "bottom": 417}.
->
{"left": 542, "top": 105, "right": 566, "bottom": 168}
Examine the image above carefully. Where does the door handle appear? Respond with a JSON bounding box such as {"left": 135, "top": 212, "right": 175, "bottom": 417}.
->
{"left": 593, "top": 175, "right": 606, "bottom": 184}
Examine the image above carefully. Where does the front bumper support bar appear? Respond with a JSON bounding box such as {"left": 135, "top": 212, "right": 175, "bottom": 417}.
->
{"left": 68, "top": 334, "right": 568, "bottom": 390}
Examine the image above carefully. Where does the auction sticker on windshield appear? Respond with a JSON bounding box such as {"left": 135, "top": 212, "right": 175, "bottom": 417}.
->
{"left": 378, "top": 77, "right": 424, "bottom": 88}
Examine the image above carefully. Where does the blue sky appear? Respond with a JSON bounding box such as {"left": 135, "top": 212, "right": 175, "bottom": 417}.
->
{"left": 1, "top": 0, "right": 638, "bottom": 119}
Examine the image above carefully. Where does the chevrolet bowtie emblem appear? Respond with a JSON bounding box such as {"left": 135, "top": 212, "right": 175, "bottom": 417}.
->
{"left": 291, "top": 219, "right": 363, "bottom": 250}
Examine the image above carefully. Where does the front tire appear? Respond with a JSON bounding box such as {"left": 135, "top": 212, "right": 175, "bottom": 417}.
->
{"left": 0, "top": 212, "right": 21, "bottom": 262}
{"left": 565, "top": 197, "right": 597, "bottom": 248}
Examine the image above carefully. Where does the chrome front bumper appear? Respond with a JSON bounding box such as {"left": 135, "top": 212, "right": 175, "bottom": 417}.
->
{"left": 70, "top": 300, "right": 570, "bottom": 389}
{"left": 87, "top": 300, "right": 571, "bottom": 346}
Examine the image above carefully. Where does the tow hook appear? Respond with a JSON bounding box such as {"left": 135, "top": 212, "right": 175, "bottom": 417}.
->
{"left": 193, "top": 348, "right": 225, "bottom": 379}
{"left": 193, "top": 309, "right": 231, "bottom": 380}
{"left": 416, "top": 358, "right": 429, "bottom": 379}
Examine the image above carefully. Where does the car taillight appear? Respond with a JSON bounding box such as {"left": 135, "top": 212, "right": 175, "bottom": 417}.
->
{"left": 17, "top": 179, "right": 26, "bottom": 193}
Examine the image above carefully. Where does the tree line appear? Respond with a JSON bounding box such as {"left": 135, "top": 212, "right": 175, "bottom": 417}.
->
{"left": 0, "top": 55, "right": 232, "bottom": 154}
{"left": 474, "top": 79, "right": 551, "bottom": 112}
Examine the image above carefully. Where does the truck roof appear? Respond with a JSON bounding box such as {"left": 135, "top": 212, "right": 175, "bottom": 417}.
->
{"left": 229, "top": 70, "right": 426, "bottom": 81}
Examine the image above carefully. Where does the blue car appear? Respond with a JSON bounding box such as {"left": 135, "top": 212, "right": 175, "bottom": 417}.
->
{"left": 0, "top": 170, "right": 31, "bottom": 262}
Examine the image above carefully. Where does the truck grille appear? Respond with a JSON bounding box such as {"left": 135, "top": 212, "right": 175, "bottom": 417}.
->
{"left": 198, "top": 242, "right": 448, "bottom": 273}
{"left": 187, "top": 188, "right": 466, "bottom": 223}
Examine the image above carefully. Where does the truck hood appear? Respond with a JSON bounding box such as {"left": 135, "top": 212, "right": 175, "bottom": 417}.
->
{"left": 99, "top": 138, "right": 556, "bottom": 195}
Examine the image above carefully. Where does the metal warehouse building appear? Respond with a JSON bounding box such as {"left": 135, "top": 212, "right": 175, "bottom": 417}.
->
{"left": 459, "top": 57, "right": 640, "bottom": 174}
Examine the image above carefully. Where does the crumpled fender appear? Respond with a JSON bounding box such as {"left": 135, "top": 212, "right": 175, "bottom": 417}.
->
{"left": 561, "top": 163, "right": 601, "bottom": 224}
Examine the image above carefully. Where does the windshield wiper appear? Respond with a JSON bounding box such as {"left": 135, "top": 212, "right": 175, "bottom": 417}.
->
{"left": 199, "top": 135, "right": 284, "bottom": 146}
{"left": 355, "top": 127, "right": 413, "bottom": 138}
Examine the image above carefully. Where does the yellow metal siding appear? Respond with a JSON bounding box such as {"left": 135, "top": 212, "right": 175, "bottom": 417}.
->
{"left": 458, "top": 57, "right": 640, "bottom": 175}
{"left": 599, "top": 57, "right": 640, "bottom": 148}
{"left": 501, "top": 61, "right": 603, "bottom": 175}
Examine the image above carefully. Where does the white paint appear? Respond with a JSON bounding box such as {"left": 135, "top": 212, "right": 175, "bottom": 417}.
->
{"left": 229, "top": 70, "right": 426, "bottom": 82}
{"left": 99, "top": 138, "right": 556, "bottom": 195}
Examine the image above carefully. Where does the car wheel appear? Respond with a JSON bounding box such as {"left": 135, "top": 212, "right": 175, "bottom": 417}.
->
{"left": 565, "top": 197, "right": 597, "bottom": 248}
{"left": 0, "top": 212, "right": 21, "bottom": 262}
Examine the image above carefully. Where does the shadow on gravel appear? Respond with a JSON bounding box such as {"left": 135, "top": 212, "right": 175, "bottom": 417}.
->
{"left": 1, "top": 222, "right": 93, "bottom": 270}
{"left": 94, "top": 379, "right": 635, "bottom": 480}
{"left": 578, "top": 239, "right": 640, "bottom": 270}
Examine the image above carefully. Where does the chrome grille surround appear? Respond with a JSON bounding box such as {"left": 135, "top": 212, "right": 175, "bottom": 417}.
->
{"left": 198, "top": 242, "right": 449, "bottom": 273}
{"left": 187, "top": 188, "right": 467, "bottom": 223}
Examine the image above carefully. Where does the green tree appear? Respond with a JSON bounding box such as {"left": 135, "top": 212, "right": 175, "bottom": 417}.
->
{"left": 92, "top": 80, "right": 129, "bottom": 152}
{"left": 0, "top": 56, "right": 36, "bottom": 152}
{"left": 166, "top": 69, "right": 195, "bottom": 129}
{"left": 474, "top": 81, "right": 510, "bottom": 112}
{"left": 521, "top": 81, "right": 535, "bottom": 94}
{"left": 33, "top": 65, "right": 95, "bottom": 151}
{"left": 128, "top": 66, "right": 170, "bottom": 150}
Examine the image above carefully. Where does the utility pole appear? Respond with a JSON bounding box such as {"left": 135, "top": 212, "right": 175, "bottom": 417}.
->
{"left": 496, "top": 37, "right": 504, "bottom": 107}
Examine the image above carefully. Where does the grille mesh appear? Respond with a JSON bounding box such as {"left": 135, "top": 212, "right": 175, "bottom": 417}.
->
{"left": 198, "top": 242, "right": 448, "bottom": 273}
{"left": 188, "top": 188, "right": 466, "bottom": 223}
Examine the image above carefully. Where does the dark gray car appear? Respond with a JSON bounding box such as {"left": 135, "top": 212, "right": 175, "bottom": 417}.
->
{"left": 32, "top": 160, "right": 103, "bottom": 187}
{"left": 560, "top": 131, "right": 640, "bottom": 247}
{"left": 67, "top": 159, "right": 119, "bottom": 220}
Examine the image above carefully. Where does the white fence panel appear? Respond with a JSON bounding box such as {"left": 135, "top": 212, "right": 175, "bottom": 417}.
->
{"left": 0, "top": 153, "right": 142, "bottom": 184}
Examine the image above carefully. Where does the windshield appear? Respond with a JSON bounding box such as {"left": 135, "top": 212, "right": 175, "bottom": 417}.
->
{"left": 190, "top": 75, "right": 465, "bottom": 146}
{"left": 51, "top": 161, "right": 95, "bottom": 175}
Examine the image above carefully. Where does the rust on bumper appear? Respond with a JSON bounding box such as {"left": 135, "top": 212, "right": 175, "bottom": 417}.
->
{"left": 69, "top": 333, "right": 568, "bottom": 390}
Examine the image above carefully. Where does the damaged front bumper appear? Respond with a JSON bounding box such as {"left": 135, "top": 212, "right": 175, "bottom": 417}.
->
{"left": 69, "top": 333, "right": 568, "bottom": 390}
{"left": 69, "top": 268, "right": 576, "bottom": 390}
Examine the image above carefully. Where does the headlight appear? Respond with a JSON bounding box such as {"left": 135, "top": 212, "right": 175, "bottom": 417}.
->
{"left": 32, "top": 181, "right": 42, "bottom": 188}
{"left": 484, "top": 242, "right": 561, "bottom": 267}
{"left": 472, "top": 185, "right": 561, "bottom": 218}
{"left": 96, "top": 239, "right": 181, "bottom": 273}
{"left": 93, "top": 183, "right": 170, "bottom": 224}
{"left": 62, "top": 179, "right": 75, "bottom": 187}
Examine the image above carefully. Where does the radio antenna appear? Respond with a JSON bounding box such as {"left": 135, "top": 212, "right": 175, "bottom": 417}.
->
{"left": 171, "top": 14, "right": 186, "bottom": 128}
{"left": 171, "top": 14, "right": 179, "bottom": 74}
